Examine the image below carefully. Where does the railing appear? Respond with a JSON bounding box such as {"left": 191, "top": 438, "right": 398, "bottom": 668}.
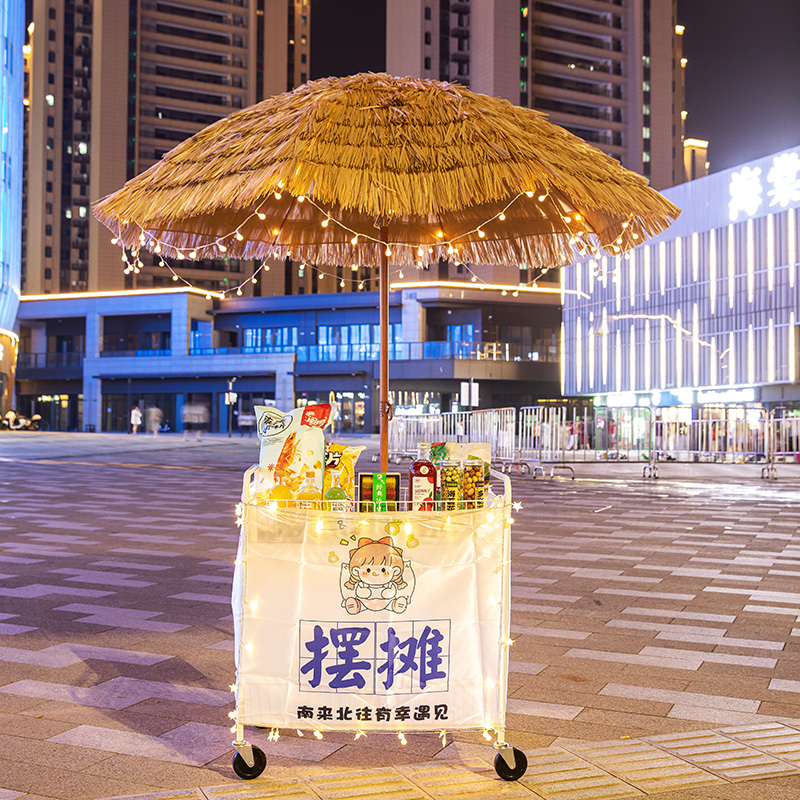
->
{"left": 99, "top": 349, "right": 171, "bottom": 358}
{"left": 17, "top": 352, "right": 84, "bottom": 369}
{"left": 389, "top": 405, "right": 797, "bottom": 470}
{"left": 188, "top": 341, "right": 554, "bottom": 362}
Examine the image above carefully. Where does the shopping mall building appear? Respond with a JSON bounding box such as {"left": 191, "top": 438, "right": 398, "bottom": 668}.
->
{"left": 562, "top": 144, "right": 800, "bottom": 426}
{"left": 14, "top": 283, "right": 561, "bottom": 433}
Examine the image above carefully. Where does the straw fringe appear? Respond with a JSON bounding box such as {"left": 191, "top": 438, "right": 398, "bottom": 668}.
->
{"left": 94, "top": 73, "right": 680, "bottom": 267}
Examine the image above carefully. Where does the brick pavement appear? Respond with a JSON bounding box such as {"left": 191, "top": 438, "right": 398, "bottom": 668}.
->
{"left": 3, "top": 432, "right": 800, "bottom": 798}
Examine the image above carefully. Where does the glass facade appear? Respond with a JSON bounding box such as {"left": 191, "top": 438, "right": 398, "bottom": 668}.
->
{"left": 563, "top": 146, "right": 800, "bottom": 409}
{"left": 0, "top": 0, "right": 22, "bottom": 331}
{"left": 0, "top": 0, "right": 22, "bottom": 414}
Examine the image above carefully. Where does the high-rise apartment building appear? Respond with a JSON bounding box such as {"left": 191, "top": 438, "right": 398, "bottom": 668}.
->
{"left": 22, "top": 0, "right": 310, "bottom": 296}
{"left": 387, "top": 0, "right": 686, "bottom": 190}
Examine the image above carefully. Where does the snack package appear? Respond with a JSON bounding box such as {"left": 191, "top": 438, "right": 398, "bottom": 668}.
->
{"left": 324, "top": 443, "right": 365, "bottom": 500}
{"left": 358, "top": 473, "right": 401, "bottom": 512}
{"left": 255, "top": 404, "right": 332, "bottom": 496}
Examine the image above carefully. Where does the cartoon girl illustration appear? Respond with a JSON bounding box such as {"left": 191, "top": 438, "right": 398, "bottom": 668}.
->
{"left": 341, "top": 536, "right": 413, "bottom": 615}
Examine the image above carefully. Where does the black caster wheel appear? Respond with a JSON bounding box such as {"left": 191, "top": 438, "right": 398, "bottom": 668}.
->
{"left": 494, "top": 748, "right": 527, "bottom": 781}
{"left": 232, "top": 746, "right": 266, "bottom": 779}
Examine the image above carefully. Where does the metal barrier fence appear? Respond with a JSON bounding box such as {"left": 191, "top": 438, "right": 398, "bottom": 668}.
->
{"left": 388, "top": 408, "right": 517, "bottom": 465}
{"left": 388, "top": 405, "right": 800, "bottom": 471}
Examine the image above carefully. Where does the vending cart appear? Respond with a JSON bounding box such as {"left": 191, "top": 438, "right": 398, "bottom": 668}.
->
{"left": 230, "top": 465, "right": 527, "bottom": 781}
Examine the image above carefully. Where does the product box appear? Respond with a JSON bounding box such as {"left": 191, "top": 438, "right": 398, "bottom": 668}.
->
{"left": 358, "top": 472, "right": 401, "bottom": 511}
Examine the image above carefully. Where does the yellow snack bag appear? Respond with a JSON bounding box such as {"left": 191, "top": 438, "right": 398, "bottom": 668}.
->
{"left": 324, "top": 443, "right": 365, "bottom": 500}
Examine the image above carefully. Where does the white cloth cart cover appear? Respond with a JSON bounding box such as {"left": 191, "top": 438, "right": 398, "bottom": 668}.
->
{"left": 232, "top": 473, "right": 512, "bottom": 732}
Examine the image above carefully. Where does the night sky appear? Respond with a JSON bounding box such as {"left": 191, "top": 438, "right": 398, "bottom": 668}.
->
{"left": 677, "top": 0, "right": 800, "bottom": 172}
{"left": 310, "top": 0, "right": 800, "bottom": 175}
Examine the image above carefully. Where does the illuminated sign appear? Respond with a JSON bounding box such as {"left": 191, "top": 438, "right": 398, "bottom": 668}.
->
{"left": 728, "top": 167, "right": 763, "bottom": 221}
{"left": 768, "top": 152, "right": 800, "bottom": 208}
{"left": 697, "top": 388, "right": 756, "bottom": 404}
{"left": 728, "top": 153, "right": 800, "bottom": 221}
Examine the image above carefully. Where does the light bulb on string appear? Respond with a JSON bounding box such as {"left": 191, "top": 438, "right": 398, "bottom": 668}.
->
{"left": 236, "top": 287, "right": 243, "bottom": 296}
{"left": 321, "top": 218, "right": 330, "bottom": 228}
{"left": 385, "top": 247, "right": 391, "bottom": 257}
{"left": 274, "top": 192, "right": 282, "bottom": 200}
{"left": 111, "top": 237, "right": 119, "bottom": 244}
{"left": 176, "top": 252, "right": 185, "bottom": 260}
{"left": 251, "top": 277, "right": 257, "bottom": 284}
{"left": 525, "top": 190, "right": 534, "bottom": 198}
{"left": 172, "top": 274, "right": 179, "bottom": 281}
{"left": 339, "top": 279, "right": 345, "bottom": 288}
{"left": 351, "top": 235, "right": 358, "bottom": 245}
{"left": 478, "top": 230, "right": 485, "bottom": 238}
{"left": 537, "top": 193, "right": 548, "bottom": 202}
{"left": 235, "top": 232, "right": 244, "bottom": 241}
{"left": 399, "top": 270, "right": 404, "bottom": 279}
{"left": 217, "top": 243, "right": 227, "bottom": 253}
{"left": 499, "top": 213, "right": 506, "bottom": 221}
{"left": 297, "top": 195, "right": 305, "bottom": 202}
{"left": 189, "top": 251, "right": 197, "bottom": 259}
{"left": 471, "top": 276, "right": 477, "bottom": 283}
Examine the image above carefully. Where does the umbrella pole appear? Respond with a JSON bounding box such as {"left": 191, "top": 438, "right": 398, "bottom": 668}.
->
{"left": 379, "top": 224, "right": 390, "bottom": 473}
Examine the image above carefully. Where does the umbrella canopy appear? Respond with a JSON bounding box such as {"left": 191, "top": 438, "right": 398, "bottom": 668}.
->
{"left": 94, "top": 72, "right": 679, "bottom": 269}
{"left": 93, "top": 73, "right": 681, "bottom": 470}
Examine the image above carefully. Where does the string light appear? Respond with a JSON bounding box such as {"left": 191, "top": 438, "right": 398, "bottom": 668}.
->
{"left": 111, "top": 189, "right": 633, "bottom": 299}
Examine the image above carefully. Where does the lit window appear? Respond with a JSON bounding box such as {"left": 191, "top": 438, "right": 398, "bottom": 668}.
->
{"left": 79, "top": 206, "right": 87, "bottom": 218}
{"left": 642, "top": 127, "right": 651, "bottom": 139}
{"left": 642, "top": 80, "right": 650, "bottom": 91}
{"left": 78, "top": 142, "right": 88, "bottom": 155}
{"left": 45, "top": 93, "right": 55, "bottom": 106}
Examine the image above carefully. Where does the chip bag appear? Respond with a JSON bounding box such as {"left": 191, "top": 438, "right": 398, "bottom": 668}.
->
{"left": 324, "top": 442, "right": 365, "bottom": 500}
{"left": 255, "top": 404, "right": 332, "bottom": 496}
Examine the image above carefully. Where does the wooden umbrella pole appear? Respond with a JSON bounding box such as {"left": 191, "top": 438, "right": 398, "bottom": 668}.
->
{"left": 379, "top": 224, "right": 390, "bottom": 473}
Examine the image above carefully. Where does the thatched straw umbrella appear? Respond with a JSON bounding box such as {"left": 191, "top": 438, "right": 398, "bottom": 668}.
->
{"left": 94, "top": 73, "right": 680, "bottom": 470}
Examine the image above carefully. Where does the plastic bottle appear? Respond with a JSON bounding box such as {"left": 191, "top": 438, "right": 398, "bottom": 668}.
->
{"left": 296, "top": 471, "right": 322, "bottom": 509}
{"left": 409, "top": 442, "right": 437, "bottom": 511}
{"left": 324, "top": 469, "right": 349, "bottom": 512}
{"left": 267, "top": 470, "right": 293, "bottom": 508}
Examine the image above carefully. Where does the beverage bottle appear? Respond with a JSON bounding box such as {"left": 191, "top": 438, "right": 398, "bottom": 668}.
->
{"left": 267, "top": 470, "right": 293, "bottom": 508}
{"left": 324, "top": 469, "right": 349, "bottom": 512}
{"left": 296, "top": 471, "right": 322, "bottom": 510}
{"left": 409, "top": 442, "right": 437, "bottom": 511}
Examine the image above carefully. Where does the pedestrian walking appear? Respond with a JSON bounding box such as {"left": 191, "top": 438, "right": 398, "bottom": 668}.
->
{"left": 130, "top": 404, "right": 143, "bottom": 435}
{"left": 145, "top": 405, "right": 163, "bottom": 436}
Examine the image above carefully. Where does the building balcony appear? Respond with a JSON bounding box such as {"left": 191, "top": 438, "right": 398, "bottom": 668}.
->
{"left": 451, "top": 51, "right": 470, "bottom": 63}
{"left": 16, "top": 352, "right": 84, "bottom": 380}
{"left": 188, "top": 341, "right": 556, "bottom": 363}
{"left": 450, "top": 26, "right": 470, "bottom": 39}
{"left": 450, "top": 1, "right": 471, "bottom": 12}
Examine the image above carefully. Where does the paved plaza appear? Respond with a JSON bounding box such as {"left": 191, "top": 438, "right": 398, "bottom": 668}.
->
{"left": 3, "top": 432, "right": 800, "bottom": 799}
